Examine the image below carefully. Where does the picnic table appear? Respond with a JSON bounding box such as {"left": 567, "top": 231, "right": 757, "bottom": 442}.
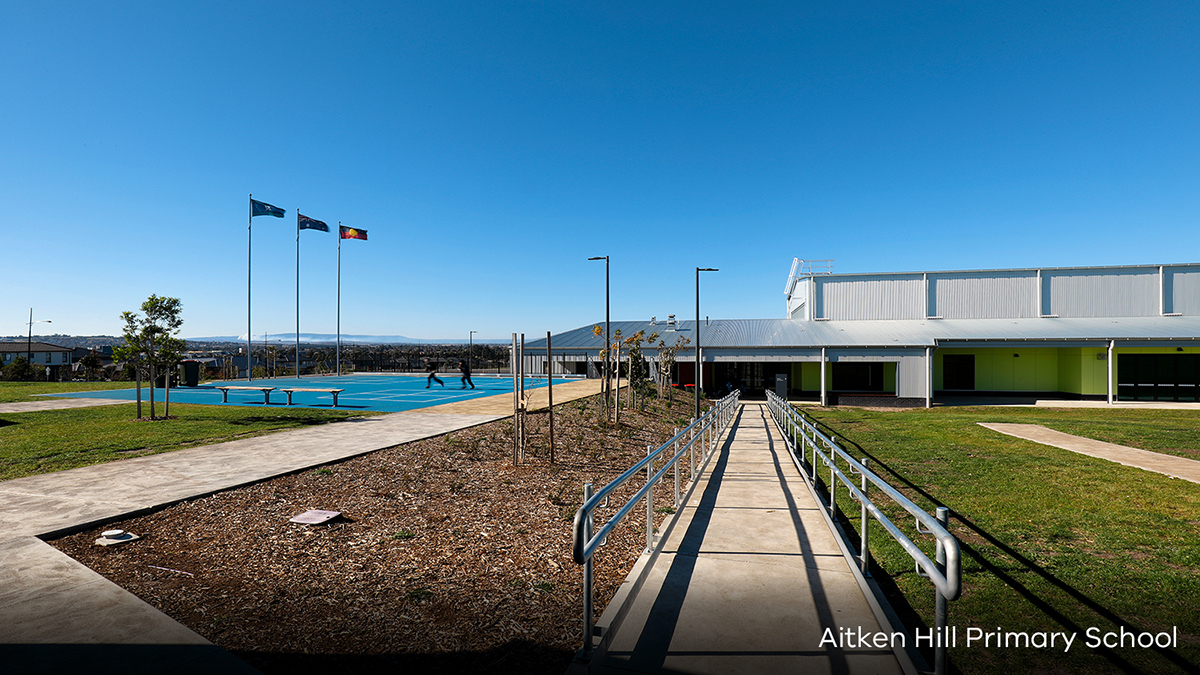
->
{"left": 215, "top": 385, "right": 277, "bottom": 404}
{"left": 279, "top": 387, "right": 345, "bottom": 407}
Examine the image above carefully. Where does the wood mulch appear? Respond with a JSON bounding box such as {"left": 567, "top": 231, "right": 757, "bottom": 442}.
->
{"left": 52, "top": 392, "right": 705, "bottom": 675}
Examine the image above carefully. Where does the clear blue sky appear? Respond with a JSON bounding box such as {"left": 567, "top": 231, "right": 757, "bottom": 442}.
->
{"left": 4, "top": 2, "right": 1197, "bottom": 340}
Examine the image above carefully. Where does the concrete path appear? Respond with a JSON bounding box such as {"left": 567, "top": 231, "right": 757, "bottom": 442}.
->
{"left": 979, "top": 423, "right": 1200, "bottom": 484}
{"left": 422, "top": 377, "right": 604, "bottom": 415}
{"left": 589, "top": 403, "right": 902, "bottom": 675}
{"left": 0, "top": 398, "right": 131, "bottom": 413}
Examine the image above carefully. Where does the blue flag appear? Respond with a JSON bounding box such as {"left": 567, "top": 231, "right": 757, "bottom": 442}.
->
{"left": 297, "top": 213, "right": 329, "bottom": 232}
{"left": 250, "top": 199, "right": 285, "bottom": 218}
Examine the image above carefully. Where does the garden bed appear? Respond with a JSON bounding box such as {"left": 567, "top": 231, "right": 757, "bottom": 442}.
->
{"left": 52, "top": 392, "right": 702, "bottom": 675}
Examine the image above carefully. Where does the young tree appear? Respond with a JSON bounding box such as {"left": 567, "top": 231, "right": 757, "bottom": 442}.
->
{"left": 654, "top": 334, "right": 690, "bottom": 403}
{"left": 113, "top": 295, "right": 185, "bottom": 420}
{"left": 80, "top": 351, "right": 102, "bottom": 382}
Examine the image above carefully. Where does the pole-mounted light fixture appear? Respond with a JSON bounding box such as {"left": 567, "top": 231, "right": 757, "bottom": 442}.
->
{"left": 696, "top": 268, "right": 718, "bottom": 419}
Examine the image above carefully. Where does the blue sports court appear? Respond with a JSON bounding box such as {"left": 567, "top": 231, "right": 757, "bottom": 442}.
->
{"left": 45, "top": 373, "right": 564, "bottom": 413}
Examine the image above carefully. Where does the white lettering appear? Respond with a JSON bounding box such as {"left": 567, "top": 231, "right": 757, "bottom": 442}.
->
{"left": 1061, "top": 632, "right": 1077, "bottom": 653}
{"left": 819, "top": 627, "right": 836, "bottom": 648}
{"left": 1006, "top": 632, "right": 1030, "bottom": 648}
{"left": 914, "top": 627, "right": 934, "bottom": 647}
{"left": 966, "top": 627, "right": 983, "bottom": 647}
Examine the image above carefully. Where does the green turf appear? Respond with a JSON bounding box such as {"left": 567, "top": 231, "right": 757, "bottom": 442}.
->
{"left": 795, "top": 405, "right": 1200, "bottom": 674}
{"left": 0, "top": 381, "right": 139, "bottom": 403}
{"left": 0, "top": 402, "right": 377, "bottom": 481}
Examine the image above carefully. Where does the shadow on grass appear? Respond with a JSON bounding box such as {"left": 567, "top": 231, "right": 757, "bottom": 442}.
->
{"left": 234, "top": 640, "right": 575, "bottom": 675}
{"left": 804, "top": 414, "right": 1193, "bottom": 674}
{"left": 0, "top": 418, "right": 16, "bottom": 428}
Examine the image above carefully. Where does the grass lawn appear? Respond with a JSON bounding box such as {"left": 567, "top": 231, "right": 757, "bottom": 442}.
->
{"left": 798, "top": 405, "right": 1200, "bottom": 675}
{"left": 0, "top": 398, "right": 378, "bottom": 481}
{"left": 0, "top": 380, "right": 140, "bottom": 403}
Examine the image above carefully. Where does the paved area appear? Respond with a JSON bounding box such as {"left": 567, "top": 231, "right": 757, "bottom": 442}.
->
{"left": 589, "top": 403, "right": 902, "bottom": 675}
{"left": 0, "top": 398, "right": 131, "bottom": 413}
{"left": 421, "top": 377, "right": 603, "bottom": 415}
{"left": 979, "top": 423, "right": 1200, "bottom": 484}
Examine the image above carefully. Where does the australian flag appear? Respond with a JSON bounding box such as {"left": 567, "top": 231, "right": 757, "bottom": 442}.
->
{"left": 250, "top": 198, "right": 285, "bottom": 218}
{"left": 297, "top": 213, "right": 330, "bottom": 232}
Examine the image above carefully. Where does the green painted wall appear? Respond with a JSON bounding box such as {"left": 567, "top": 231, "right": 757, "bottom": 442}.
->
{"left": 937, "top": 347, "right": 1060, "bottom": 391}
{"left": 936, "top": 345, "right": 1199, "bottom": 395}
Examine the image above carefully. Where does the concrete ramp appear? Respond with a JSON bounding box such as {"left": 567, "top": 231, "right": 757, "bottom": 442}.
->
{"left": 588, "top": 403, "right": 903, "bottom": 675}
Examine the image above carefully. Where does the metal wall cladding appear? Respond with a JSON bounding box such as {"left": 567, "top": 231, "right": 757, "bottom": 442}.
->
{"left": 895, "top": 353, "right": 930, "bottom": 398}
{"left": 1167, "top": 266, "right": 1200, "bottom": 315}
{"left": 1045, "top": 268, "right": 1158, "bottom": 318}
{"left": 816, "top": 275, "right": 925, "bottom": 320}
{"left": 929, "top": 271, "right": 1038, "bottom": 319}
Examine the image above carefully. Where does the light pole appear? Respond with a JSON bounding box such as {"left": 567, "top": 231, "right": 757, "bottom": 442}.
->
{"left": 469, "top": 330, "right": 477, "bottom": 370}
{"left": 27, "top": 309, "right": 51, "bottom": 366}
{"left": 695, "top": 268, "right": 718, "bottom": 419}
{"left": 588, "top": 256, "right": 610, "bottom": 398}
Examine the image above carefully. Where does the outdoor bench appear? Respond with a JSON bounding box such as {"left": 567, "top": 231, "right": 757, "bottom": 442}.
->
{"left": 278, "top": 387, "right": 345, "bottom": 407}
{"left": 216, "top": 385, "right": 277, "bottom": 404}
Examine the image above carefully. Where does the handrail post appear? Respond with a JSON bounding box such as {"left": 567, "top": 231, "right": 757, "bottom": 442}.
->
{"left": 935, "top": 506, "right": 950, "bottom": 675}
{"left": 582, "top": 483, "right": 594, "bottom": 657}
{"left": 645, "top": 445, "right": 654, "bottom": 552}
{"left": 829, "top": 448, "right": 836, "bottom": 515}
{"left": 674, "top": 432, "right": 681, "bottom": 507}
{"left": 860, "top": 457, "right": 871, "bottom": 576}
{"left": 689, "top": 418, "right": 696, "bottom": 476}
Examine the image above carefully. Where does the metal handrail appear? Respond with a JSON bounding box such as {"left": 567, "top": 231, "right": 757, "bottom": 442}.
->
{"left": 766, "top": 390, "right": 961, "bottom": 675}
{"left": 570, "top": 390, "right": 740, "bottom": 658}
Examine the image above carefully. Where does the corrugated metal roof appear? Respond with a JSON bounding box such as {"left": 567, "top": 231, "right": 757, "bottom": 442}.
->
{"left": 529, "top": 316, "right": 1200, "bottom": 351}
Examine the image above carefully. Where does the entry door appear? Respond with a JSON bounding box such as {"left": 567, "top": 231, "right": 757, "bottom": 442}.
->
{"left": 942, "top": 354, "right": 975, "bottom": 390}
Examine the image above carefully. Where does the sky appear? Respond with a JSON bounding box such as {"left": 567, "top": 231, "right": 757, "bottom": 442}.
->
{"left": 3, "top": 1, "right": 1198, "bottom": 341}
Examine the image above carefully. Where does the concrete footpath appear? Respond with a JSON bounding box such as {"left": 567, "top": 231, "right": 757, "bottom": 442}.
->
{"left": 0, "top": 379, "right": 601, "bottom": 675}
{"left": 979, "top": 423, "right": 1200, "bottom": 484}
{"left": 588, "top": 403, "right": 902, "bottom": 675}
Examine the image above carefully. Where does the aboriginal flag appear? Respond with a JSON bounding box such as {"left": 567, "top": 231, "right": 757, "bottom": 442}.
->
{"left": 340, "top": 226, "right": 367, "bottom": 240}
{"left": 298, "top": 213, "right": 329, "bottom": 232}
{"left": 250, "top": 199, "right": 285, "bottom": 218}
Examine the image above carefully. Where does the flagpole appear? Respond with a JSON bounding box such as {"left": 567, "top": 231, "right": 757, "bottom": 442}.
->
{"left": 296, "top": 209, "right": 300, "bottom": 380}
{"left": 247, "top": 194, "right": 253, "bottom": 382}
{"left": 337, "top": 222, "right": 342, "bottom": 377}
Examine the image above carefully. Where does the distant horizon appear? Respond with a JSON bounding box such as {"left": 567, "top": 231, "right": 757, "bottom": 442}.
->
{"left": 0, "top": 332, "right": 517, "bottom": 346}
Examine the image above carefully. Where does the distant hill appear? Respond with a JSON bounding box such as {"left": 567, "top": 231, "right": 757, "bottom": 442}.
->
{"left": 0, "top": 335, "right": 123, "bottom": 349}
{"left": 0, "top": 333, "right": 513, "bottom": 348}
{"left": 193, "top": 333, "right": 514, "bottom": 345}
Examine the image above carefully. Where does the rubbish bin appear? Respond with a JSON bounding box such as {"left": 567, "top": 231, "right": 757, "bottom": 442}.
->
{"left": 181, "top": 360, "right": 201, "bottom": 387}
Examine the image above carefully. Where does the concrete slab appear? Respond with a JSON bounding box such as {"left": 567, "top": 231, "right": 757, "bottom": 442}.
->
{"left": 0, "top": 398, "right": 132, "bottom": 413}
{"left": 979, "top": 422, "right": 1200, "bottom": 484}
{"left": 0, "top": 537, "right": 258, "bottom": 674}
{"left": 590, "top": 403, "right": 902, "bottom": 675}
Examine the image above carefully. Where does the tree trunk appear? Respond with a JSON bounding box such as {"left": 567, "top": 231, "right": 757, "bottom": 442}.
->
{"left": 149, "top": 363, "right": 156, "bottom": 420}
{"left": 135, "top": 366, "right": 142, "bottom": 418}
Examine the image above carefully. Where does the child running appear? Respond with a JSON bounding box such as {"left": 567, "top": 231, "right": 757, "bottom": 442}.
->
{"left": 425, "top": 362, "right": 444, "bottom": 388}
